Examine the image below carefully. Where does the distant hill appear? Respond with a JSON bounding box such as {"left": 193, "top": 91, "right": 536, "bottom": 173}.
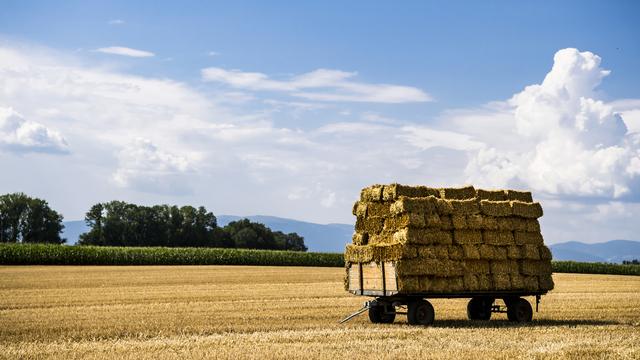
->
{"left": 62, "top": 216, "right": 354, "bottom": 252}
{"left": 550, "top": 240, "right": 640, "bottom": 263}
{"left": 217, "top": 215, "right": 352, "bottom": 253}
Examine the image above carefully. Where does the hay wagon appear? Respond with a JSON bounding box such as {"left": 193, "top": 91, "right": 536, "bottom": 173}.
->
{"left": 343, "top": 261, "right": 547, "bottom": 325}
{"left": 341, "top": 184, "right": 554, "bottom": 326}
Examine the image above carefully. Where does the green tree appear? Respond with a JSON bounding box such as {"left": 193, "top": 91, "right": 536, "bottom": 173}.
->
{"left": 0, "top": 193, "right": 65, "bottom": 244}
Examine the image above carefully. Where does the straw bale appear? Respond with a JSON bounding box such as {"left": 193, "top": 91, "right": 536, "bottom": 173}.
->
{"left": 372, "top": 243, "right": 415, "bottom": 261}
{"left": 463, "top": 259, "right": 490, "bottom": 274}
{"left": 352, "top": 232, "right": 368, "bottom": 245}
{"left": 511, "top": 201, "right": 543, "bottom": 218}
{"left": 478, "top": 244, "right": 507, "bottom": 260}
{"left": 436, "top": 198, "right": 454, "bottom": 215}
{"left": 463, "top": 274, "right": 480, "bottom": 291}
{"left": 466, "top": 215, "right": 486, "bottom": 230}
{"left": 440, "top": 185, "right": 477, "bottom": 200}
{"left": 449, "top": 199, "right": 480, "bottom": 215}
{"left": 355, "top": 217, "right": 384, "bottom": 235}
{"left": 526, "top": 219, "right": 541, "bottom": 232}
{"left": 368, "top": 232, "right": 395, "bottom": 245}
{"left": 505, "top": 190, "right": 533, "bottom": 203}
{"left": 538, "top": 274, "right": 555, "bottom": 290}
{"left": 447, "top": 277, "right": 465, "bottom": 292}
{"left": 480, "top": 200, "right": 513, "bottom": 217}
{"left": 539, "top": 245, "right": 553, "bottom": 260}
{"left": 448, "top": 245, "right": 464, "bottom": 260}
{"left": 452, "top": 215, "right": 467, "bottom": 229}
{"left": 429, "top": 277, "right": 449, "bottom": 292}
{"left": 439, "top": 215, "right": 453, "bottom": 230}
{"left": 477, "top": 274, "right": 493, "bottom": 291}
{"left": 510, "top": 273, "right": 525, "bottom": 290}
{"left": 490, "top": 260, "right": 520, "bottom": 274}
{"left": 496, "top": 217, "right": 514, "bottom": 231}
{"left": 425, "top": 213, "right": 441, "bottom": 228}
{"left": 393, "top": 228, "right": 452, "bottom": 245}
{"left": 344, "top": 244, "right": 373, "bottom": 263}
{"left": 514, "top": 231, "right": 544, "bottom": 245}
{"left": 521, "top": 244, "right": 540, "bottom": 260}
{"left": 520, "top": 260, "right": 553, "bottom": 276}
{"left": 390, "top": 196, "right": 437, "bottom": 215}
{"left": 493, "top": 273, "right": 511, "bottom": 290}
{"left": 462, "top": 245, "right": 480, "bottom": 259}
{"left": 352, "top": 201, "right": 367, "bottom": 216}
{"left": 417, "top": 245, "right": 450, "bottom": 259}
{"left": 476, "top": 189, "right": 507, "bottom": 201}
{"left": 384, "top": 213, "right": 426, "bottom": 230}
{"left": 397, "top": 276, "right": 421, "bottom": 292}
{"left": 366, "top": 202, "right": 392, "bottom": 218}
{"left": 453, "top": 229, "right": 483, "bottom": 244}
{"left": 507, "top": 246, "right": 522, "bottom": 259}
{"left": 382, "top": 183, "right": 441, "bottom": 201}
{"left": 523, "top": 276, "right": 539, "bottom": 291}
{"left": 396, "top": 259, "right": 463, "bottom": 277}
{"left": 483, "top": 230, "right": 515, "bottom": 246}
{"left": 360, "top": 185, "right": 384, "bottom": 202}
{"left": 511, "top": 218, "right": 528, "bottom": 231}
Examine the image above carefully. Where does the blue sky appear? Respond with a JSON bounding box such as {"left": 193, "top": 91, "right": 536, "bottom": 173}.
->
{"left": 1, "top": 1, "right": 639, "bottom": 244}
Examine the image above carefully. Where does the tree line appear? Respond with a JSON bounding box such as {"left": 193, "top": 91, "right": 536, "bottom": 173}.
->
{"left": 0, "top": 193, "right": 307, "bottom": 251}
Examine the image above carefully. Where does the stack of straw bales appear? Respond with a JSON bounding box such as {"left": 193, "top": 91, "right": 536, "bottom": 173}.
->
{"left": 345, "top": 184, "right": 554, "bottom": 293}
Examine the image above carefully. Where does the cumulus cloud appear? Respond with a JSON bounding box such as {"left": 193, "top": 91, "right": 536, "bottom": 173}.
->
{"left": 201, "top": 67, "right": 432, "bottom": 103}
{"left": 95, "top": 46, "right": 155, "bottom": 57}
{"left": 112, "top": 138, "right": 194, "bottom": 194}
{"left": 464, "top": 48, "right": 640, "bottom": 199}
{"left": 0, "top": 107, "right": 68, "bottom": 153}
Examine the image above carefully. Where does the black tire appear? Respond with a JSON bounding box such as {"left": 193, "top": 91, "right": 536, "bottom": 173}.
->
{"left": 368, "top": 303, "right": 396, "bottom": 324}
{"left": 507, "top": 298, "right": 533, "bottom": 322}
{"left": 467, "top": 297, "right": 493, "bottom": 321}
{"left": 407, "top": 299, "right": 435, "bottom": 325}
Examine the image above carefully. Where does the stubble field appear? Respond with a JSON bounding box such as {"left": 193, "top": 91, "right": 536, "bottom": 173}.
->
{"left": 0, "top": 266, "right": 638, "bottom": 359}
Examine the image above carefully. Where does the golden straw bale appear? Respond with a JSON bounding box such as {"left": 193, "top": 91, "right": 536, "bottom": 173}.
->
{"left": 490, "top": 260, "right": 520, "bottom": 274}
{"left": 526, "top": 219, "right": 541, "bottom": 232}
{"left": 521, "top": 244, "right": 540, "bottom": 260}
{"left": 466, "top": 215, "right": 486, "bottom": 230}
{"left": 440, "top": 185, "right": 477, "bottom": 200}
{"left": 462, "top": 245, "right": 480, "bottom": 259}
{"left": 429, "top": 277, "right": 449, "bottom": 292}
{"left": 538, "top": 274, "right": 555, "bottom": 291}
{"left": 393, "top": 228, "right": 453, "bottom": 245}
{"left": 449, "top": 199, "right": 480, "bottom": 215}
{"left": 453, "top": 230, "right": 483, "bottom": 244}
{"left": 439, "top": 215, "right": 453, "bottom": 230}
{"left": 509, "top": 245, "right": 523, "bottom": 260}
{"left": 510, "top": 273, "right": 525, "bottom": 290}
{"left": 514, "top": 231, "right": 544, "bottom": 245}
{"left": 479, "top": 200, "right": 513, "bottom": 217}
{"left": 447, "top": 277, "right": 465, "bottom": 292}
{"left": 496, "top": 217, "right": 515, "bottom": 231}
{"left": 360, "top": 185, "right": 384, "bottom": 202}
{"left": 417, "top": 245, "right": 450, "bottom": 259}
{"left": 397, "top": 276, "right": 421, "bottom": 292}
{"left": 352, "top": 232, "right": 369, "bottom": 245}
{"left": 366, "top": 202, "right": 392, "bottom": 218}
{"left": 477, "top": 274, "right": 493, "bottom": 291}
{"left": 368, "top": 232, "right": 395, "bottom": 245}
{"left": 436, "top": 198, "right": 454, "bottom": 214}
{"left": 355, "top": 217, "right": 384, "bottom": 234}
{"left": 511, "top": 201, "right": 543, "bottom": 218}
{"left": 463, "top": 259, "right": 491, "bottom": 274}
{"left": 523, "top": 276, "right": 540, "bottom": 291}
{"left": 344, "top": 244, "right": 373, "bottom": 263}
{"left": 425, "top": 213, "right": 441, "bottom": 228}
{"left": 476, "top": 189, "right": 507, "bottom": 201}
{"left": 390, "top": 196, "right": 438, "bottom": 215}
{"left": 384, "top": 213, "right": 426, "bottom": 230}
{"left": 452, "top": 215, "right": 467, "bottom": 229}
{"left": 505, "top": 190, "right": 533, "bottom": 203}
{"left": 448, "top": 245, "right": 464, "bottom": 260}
{"left": 382, "top": 183, "right": 441, "bottom": 201}
{"left": 483, "top": 230, "right": 515, "bottom": 246}
{"left": 520, "top": 260, "right": 553, "bottom": 276}
{"left": 479, "top": 244, "right": 508, "bottom": 260}
{"left": 493, "top": 273, "right": 511, "bottom": 290}
{"left": 396, "top": 259, "right": 463, "bottom": 277}
{"left": 463, "top": 274, "right": 480, "bottom": 291}
{"left": 539, "top": 245, "right": 553, "bottom": 260}
{"left": 371, "top": 243, "right": 418, "bottom": 261}
{"left": 511, "top": 218, "right": 529, "bottom": 231}
{"left": 352, "top": 201, "right": 367, "bottom": 216}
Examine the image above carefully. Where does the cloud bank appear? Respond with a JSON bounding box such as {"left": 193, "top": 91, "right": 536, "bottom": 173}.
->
{"left": 0, "top": 107, "right": 68, "bottom": 153}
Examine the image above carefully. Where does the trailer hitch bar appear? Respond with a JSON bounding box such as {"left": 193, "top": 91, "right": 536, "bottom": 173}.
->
{"left": 338, "top": 301, "right": 373, "bottom": 324}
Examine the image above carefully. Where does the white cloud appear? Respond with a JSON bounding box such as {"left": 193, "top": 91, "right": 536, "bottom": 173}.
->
{"left": 112, "top": 138, "right": 195, "bottom": 194}
{"left": 463, "top": 48, "right": 640, "bottom": 199}
{"left": 108, "top": 19, "right": 125, "bottom": 25}
{"left": 95, "top": 46, "right": 155, "bottom": 58}
{"left": 0, "top": 107, "right": 68, "bottom": 153}
{"left": 201, "top": 67, "right": 432, "bottom": 103}
{"left": 207, "top": 51, "right": 219, "bottom": 57}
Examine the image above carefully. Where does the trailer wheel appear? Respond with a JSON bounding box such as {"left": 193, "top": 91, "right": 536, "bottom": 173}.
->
{"left": 368, "top": 303, "right": 396, "bottom": 324}
{"left": 407, "top": 299, "right": 434, "bottom": 325}
{"left": 467, "top": 297, "right": 493, "bottom": 320}
{"left": 506, "top": 298, "right": 533, "bottom": 322}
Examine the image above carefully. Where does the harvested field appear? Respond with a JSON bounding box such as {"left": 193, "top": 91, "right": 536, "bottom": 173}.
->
{"left": 1, "top": 266, "right": 639, "bottom": 359}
